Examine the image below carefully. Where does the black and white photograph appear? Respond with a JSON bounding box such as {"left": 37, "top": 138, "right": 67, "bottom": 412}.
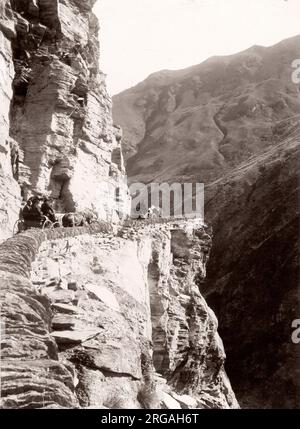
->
{"left": 0, "top": 0, "right": 299, "bottom": 413}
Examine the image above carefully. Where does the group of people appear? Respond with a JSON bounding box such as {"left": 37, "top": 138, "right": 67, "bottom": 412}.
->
{"left": 22, "top": 196, "right": 57, "bottom": 225}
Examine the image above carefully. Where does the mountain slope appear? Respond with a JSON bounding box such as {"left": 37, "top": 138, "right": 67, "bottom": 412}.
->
{"left": 204, "top": 126, "right": 300, "bottom": 408}
{"left": 113, "top": 34, "right": 300, "bottom": 185}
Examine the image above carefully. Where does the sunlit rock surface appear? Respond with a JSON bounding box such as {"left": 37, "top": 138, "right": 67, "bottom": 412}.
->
{"left": 0, "top": 1, "right": 21, "bottom": 240}
{"left": 0, "top": 221, "right": 238, "bottom": 409}
{"left": 0, "top": 0, "right": 130, "bottom": 239}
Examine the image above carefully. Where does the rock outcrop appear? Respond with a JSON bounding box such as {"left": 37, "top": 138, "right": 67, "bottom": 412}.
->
{"left": 0, "top": 1, "right": 21, "bottom": 240}
{"left": 0, "top": 0, "right": 130, "bottom": 240}
{"left": 0, "top": 220, "right": 238, "bottom": 409}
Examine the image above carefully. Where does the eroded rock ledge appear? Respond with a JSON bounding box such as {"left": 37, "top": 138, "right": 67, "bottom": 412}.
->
{"left": 0, "top": 221, "right": 238, "bottom": 409}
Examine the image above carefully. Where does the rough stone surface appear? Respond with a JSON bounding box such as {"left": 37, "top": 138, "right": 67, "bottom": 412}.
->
{"left": 51, "top": 330, "right": 102, "bottom": 345}
{"left": 0, "top": 1, "right": 21, "bottom": 240}
{"left": 147, "top": 224, "right": 238, "bottom": 409}
{"left": 0, "top": 223, "right": 113, "bottom": 409}
{"left": 0, "top": 220, "right": 238, "bottom": 409}
{"left": 0, "top": 0, "right": 130, "bottom": 241}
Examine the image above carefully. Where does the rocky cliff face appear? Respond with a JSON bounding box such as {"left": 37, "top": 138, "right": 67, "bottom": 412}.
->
{"left": 203, "top": 129, "right": 300, "bottom": 408}
{"left": 0, "top": 221, "right": 238, "bottom": 409}
{"left": 0, "top": 0, "right": 130, "bottom": 240}
{"left": 0, "top": 1, "right": 21, "bottom": 240}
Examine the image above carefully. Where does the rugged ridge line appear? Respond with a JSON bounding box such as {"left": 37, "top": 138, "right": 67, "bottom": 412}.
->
{"left": 113, "top": 34, "right": 300, "bottom": 185}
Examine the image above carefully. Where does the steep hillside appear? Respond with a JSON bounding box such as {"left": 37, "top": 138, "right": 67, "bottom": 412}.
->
{"left": 113, "top": 35, "right": 300, "bottom": 185}
{"left": 204, "top": 127, "right": 300, "bottom": 408}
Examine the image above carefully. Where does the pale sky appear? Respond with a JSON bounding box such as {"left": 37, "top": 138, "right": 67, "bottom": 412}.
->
{"left": 94, "top": 0, "right": 300, "bottom": 95}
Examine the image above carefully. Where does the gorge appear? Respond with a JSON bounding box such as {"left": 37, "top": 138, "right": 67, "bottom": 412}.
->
{"left": 113, "top": 35, "right": 300, "bottom": 408}
{"left": 0, "top": 0, "right": 299, "bottom": 410}
{"left": 0, "top": 0, "right": 238, "bottom": 410}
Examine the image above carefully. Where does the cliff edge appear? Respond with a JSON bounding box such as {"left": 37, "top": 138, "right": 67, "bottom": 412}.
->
{"left": 0, "top": 220, "right": 238, "bottom": 409}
